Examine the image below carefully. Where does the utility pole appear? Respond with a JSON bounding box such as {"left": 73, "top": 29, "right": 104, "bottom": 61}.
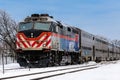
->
{"left": 2, "top": 53, "right": 5, "bottom": 74}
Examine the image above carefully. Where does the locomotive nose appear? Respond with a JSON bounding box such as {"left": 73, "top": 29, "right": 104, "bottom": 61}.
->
{"left": 16, "top": 32, "right": 51, "bottom": 50}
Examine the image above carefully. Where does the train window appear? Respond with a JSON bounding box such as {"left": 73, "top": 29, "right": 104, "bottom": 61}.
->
{"left": 57, "top": 21, "right": 63, "bottom": 29}
{"left": 67, "top": 27, "right": 71, "bottom": 32}
{"left": 96, "top": 38, "right": 101, "bottom": 43}
{"left": 95, "top": 38, "right": 108, "bottom": 45}
{"left": 34, "top": 22, "right": 51, "bottom": 31}
{"left": 72, "top": 29, "right": 78, "bottom": 34}
{"left": 59, "top": 27, "right": 65, "bottom": 35}
{"left": 19, "top": 22, "right": 33, "bottom": 31}
{"left": 82, "top": 33, "right": 92, "bottom": 39}
{"left": 59, "top": 25, "right": 63, "bottom": 29}
{"left": 82, "top": 46, "right": 92, "bottom": 50}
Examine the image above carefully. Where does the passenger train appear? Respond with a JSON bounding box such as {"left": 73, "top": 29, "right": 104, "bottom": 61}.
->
{"left": 16, "top": 14, "right": 120, "bottom": 67}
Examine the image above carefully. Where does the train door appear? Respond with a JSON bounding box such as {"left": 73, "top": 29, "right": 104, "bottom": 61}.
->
{"left": 51, "top": 23, "right": 60, "bottom": 50}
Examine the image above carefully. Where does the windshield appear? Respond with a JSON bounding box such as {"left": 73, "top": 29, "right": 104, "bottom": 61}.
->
{"left": 19, "top": 23, "right": 33, "bottom": 31}
{"left": 18, "top": 22, "right": 50, "bottom": 31}
{"left": 34, "top": 23, "right": 50, "bottom": 31}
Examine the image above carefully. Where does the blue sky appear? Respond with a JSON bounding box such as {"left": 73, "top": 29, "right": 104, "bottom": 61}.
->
{"left": 0, "top": 0, "right": 120, "bottom": 40}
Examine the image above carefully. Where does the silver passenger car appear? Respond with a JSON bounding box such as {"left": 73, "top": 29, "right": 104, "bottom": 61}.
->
{"left": 81, "top": 30, "right": 94, "bottom": 61}
{"left": 94, "top": 36, "right": 109, "bottom": 61}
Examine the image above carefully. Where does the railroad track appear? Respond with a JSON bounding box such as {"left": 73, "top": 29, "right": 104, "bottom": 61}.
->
{"left": 0, "top": 64, "right": 98, "bottom": 80}
{"left": 32, "top": 61, "right": 117, "bottom": 80}
{"left": 2, "top": 67, "right": 25, "bottom": 71}
{"left": 31, "top": 66, "right": 98, "bottom": 80}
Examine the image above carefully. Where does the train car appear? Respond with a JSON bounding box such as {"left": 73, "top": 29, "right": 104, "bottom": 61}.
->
{"left": 114, "top": 46, "right": 120, "bottom": 60}
{"left": 16, "top": 14, "right": 80, "bottom": 67}
{"left": 80, "top": 30, "right": 94, "bottom": 62}
{"left": 117, "top": 46, "right": 120, "bottom": 60}
{"left": 94, "top": 36, "right": 109, "bottom": 62}
{"left": 108, "top": 42, "right": 120, "bottom": 60}
{"left": 108, "top": 43, "right": 114, "bottom": 60}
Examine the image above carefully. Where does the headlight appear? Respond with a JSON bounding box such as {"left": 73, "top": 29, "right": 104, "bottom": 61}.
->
{"left": 43, "top": 44, "right": 46, "bottom": 47}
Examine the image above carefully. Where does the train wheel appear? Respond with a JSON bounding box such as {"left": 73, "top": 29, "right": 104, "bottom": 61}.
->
{"left": 47, "top": 52, "right": 54, "bottom": 67}
{"left": 17, "top": 58, "right": 28, "bottom": 67}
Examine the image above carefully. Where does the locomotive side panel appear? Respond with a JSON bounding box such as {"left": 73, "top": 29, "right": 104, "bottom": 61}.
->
{"left": 66, "top": 27, "right": 79, "bottom": 52}
{"left": 51, "top": 26, "right": 79, "bottom": 52}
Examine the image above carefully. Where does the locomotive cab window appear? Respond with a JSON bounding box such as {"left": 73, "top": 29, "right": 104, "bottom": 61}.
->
{"left": 19, "top": 22, "right": 51, "bottom": 31}
{"left": 66, "top": 27, "right": 72, "bottom": 37}
{"left": 34, "top": 22, "right": 51, "bottom": 31}
{"left": 19, "top": 22, "right": 33, "bottom": 31}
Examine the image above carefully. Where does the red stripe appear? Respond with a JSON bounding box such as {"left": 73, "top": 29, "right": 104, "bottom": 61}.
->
{"left": 52, "top": 33, "right": 77, "bottom": 41}
{"left": 23, "top": 38, "right": 31, "bottom": 47}
{"left": 17, "top": 35, "right": 28, "bottom": 48}
{"left": 46, "top": 39, "right": 51, "bottom": 47}
{"left": 16, "top": 42, "right": 21, "bottom": 48}
{"left": 36, "top": 35, "right": 50, "bottom": 48}
{"left": 27, "top": 40, "right": 31, "bottom": 47}
{"left": 32, "top": 41, "right": 37, "bottom": 47}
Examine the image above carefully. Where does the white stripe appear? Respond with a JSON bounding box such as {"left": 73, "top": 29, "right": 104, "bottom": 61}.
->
{"left": 37, "top": 34, "right": 47, "bottom": 48}
{"left": 30, "top": 41, "right": 34, "bottom": 46}
{"left": 20, "top": 35, "right": 30, "bottom": 48}
{"left": 17, "top": 37, "right": 19, "bottom": 42}
{"left": 33, "top": 44, "right": 38, "bottom": 48}
{"left": 16, "top": 44, "right": 19, "bottom": 49}
{"left": 38, "top": 34, "right": 47, "bottom": 41}
{"left": 20, "top": 42, "right": 25, "bottom": 48}
{"left": 16, "top": 38, "right": 20, "bottom": 49}
{"left": 46, "top": 36, "right": 51, "bottom": 48}
{"left": 47, "top": 36, "right": 51, "bottom": 41}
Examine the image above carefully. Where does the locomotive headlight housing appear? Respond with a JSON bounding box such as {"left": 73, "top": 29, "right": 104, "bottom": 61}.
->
{"left": 43, "top": 42, "right": 47, "bottom": 47}
{"left": 43, "top": 44, "right": 46, "bottom": 47}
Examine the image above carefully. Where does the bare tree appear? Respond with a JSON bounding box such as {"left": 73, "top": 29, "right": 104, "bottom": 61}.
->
{"left": 0, "top": 10, "right": 17, "bottom": 55}
{"left": 111, "top": 40, "right": 120, "bottom": 47}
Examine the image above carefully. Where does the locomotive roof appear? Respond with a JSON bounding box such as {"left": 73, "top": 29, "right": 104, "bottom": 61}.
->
{"left": 24, "top": 14, "right": 57, "bottom": 23}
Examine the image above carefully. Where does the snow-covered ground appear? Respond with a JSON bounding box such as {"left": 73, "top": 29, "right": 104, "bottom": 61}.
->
{"left": 45, "top": 61, "right": 120, "bottom": 80}
{"left": 0, "top": 61, "right": 96, "bottom": 79}
{"left": 0, "top": 61, "right": 120, "bottom": 80}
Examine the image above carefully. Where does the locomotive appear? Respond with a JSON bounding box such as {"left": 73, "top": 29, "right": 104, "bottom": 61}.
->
{"left": 16, "top": 14, "right": 80, "bottom": 67}
{"left": 16, "top": 14, "right": 120, "bottom": 67}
